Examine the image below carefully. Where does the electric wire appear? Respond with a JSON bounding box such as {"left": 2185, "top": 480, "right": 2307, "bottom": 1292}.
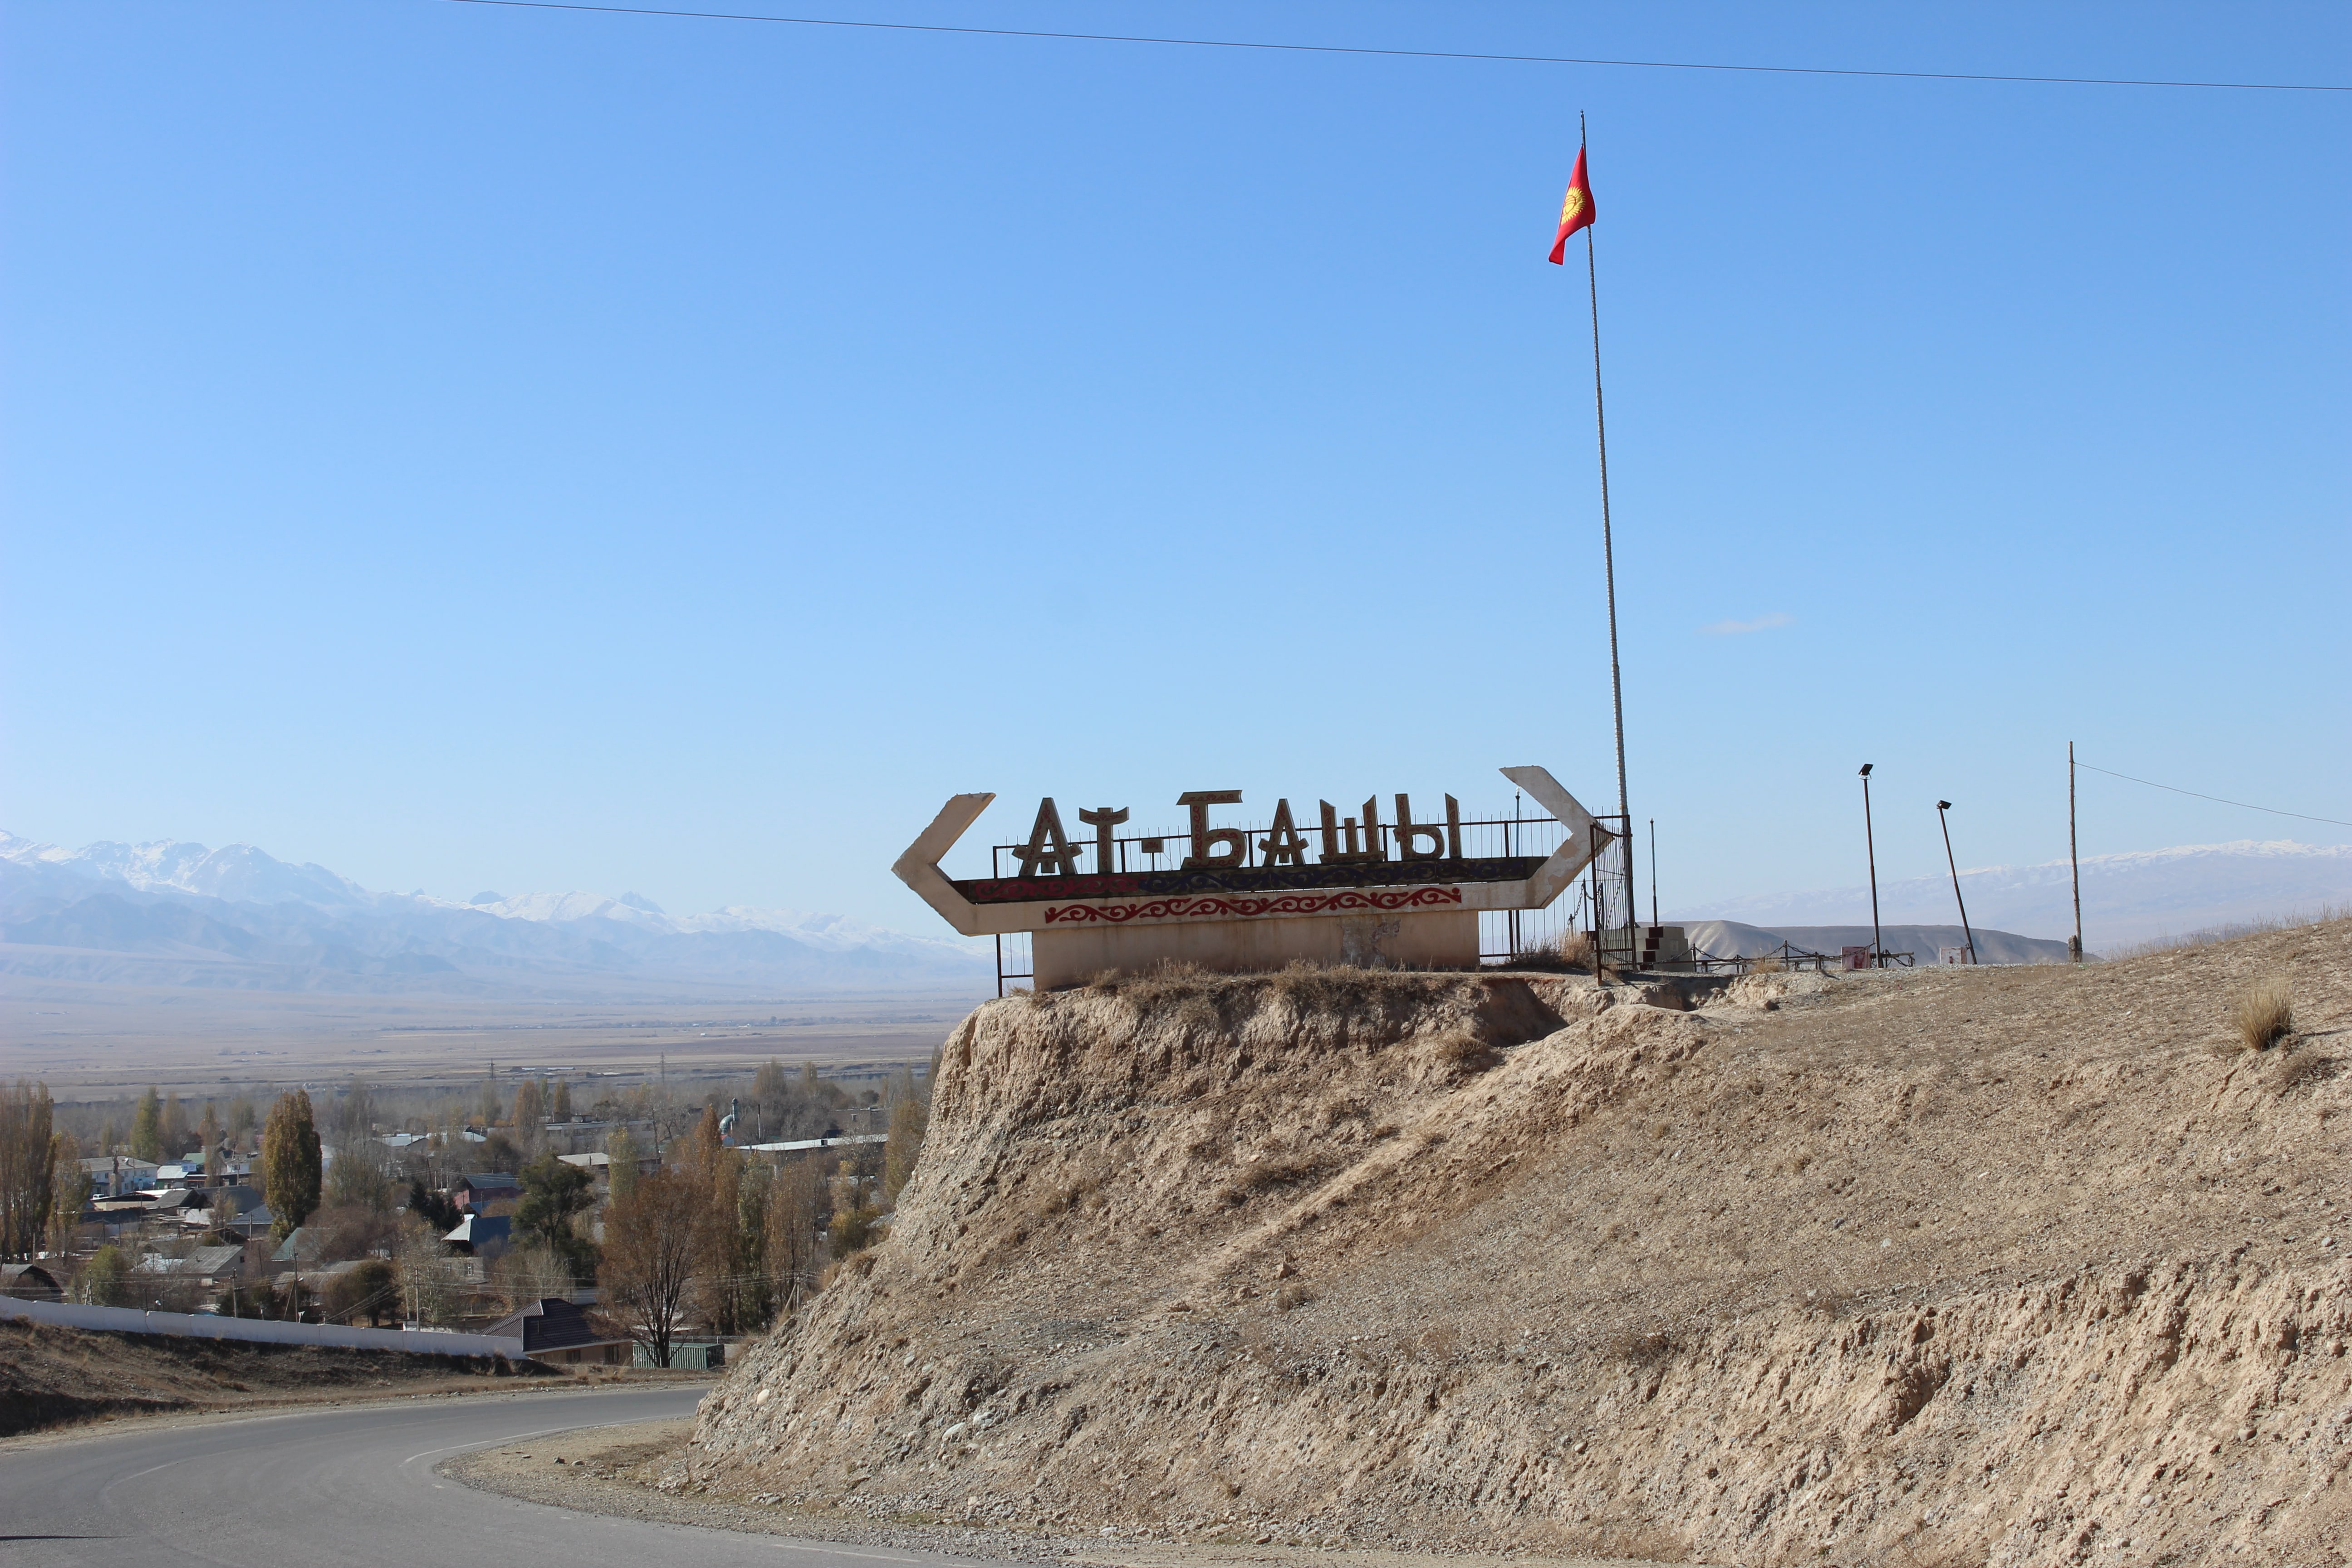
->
{"left": 437, "top": 0, "right": 2351, "bottom": 94}
{"left": 2076, "top": 761, "right": 2352, "bottom": 829}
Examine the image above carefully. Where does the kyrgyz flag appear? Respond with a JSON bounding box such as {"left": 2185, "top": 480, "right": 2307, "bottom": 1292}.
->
{"left": 1547, "top": 148, "right": 1595, "bottom": 264}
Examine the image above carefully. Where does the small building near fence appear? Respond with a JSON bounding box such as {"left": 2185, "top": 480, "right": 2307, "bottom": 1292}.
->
{"left": 1, "top": 1263, "right": 64, "bottom": 1302}
{"left": 455, "top": 1173, "right": 521, "bottom": 1213}
{"left": 443, "top": 1214, "right": 512, "bottom": 1258}
{"left": 484, "top": 1298, "right": 632, "bottom": 1367}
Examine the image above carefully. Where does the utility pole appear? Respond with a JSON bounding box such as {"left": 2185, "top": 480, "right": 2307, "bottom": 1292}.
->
{"left": 1859, "top": 764, "right": 1883, "bottom": 967}
{"left": 1936, "top": 801, "right": 1978, "bottom": 965}
{"left": 2068, "top": 742, "right": 2083, "bottom": 962}
{"left": 1648, "top": 818, "right": 1659, "bottom": 928}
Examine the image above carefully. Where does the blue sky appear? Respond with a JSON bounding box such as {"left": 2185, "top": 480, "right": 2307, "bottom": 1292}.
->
{"left": 4, "top": 0, "right": 2345, "bottom": 931}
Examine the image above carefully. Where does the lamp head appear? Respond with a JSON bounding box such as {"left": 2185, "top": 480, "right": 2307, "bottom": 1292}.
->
{"left": 1937, "top": 800, "right": 1953, "bottom": 811}
{"left": 1858, "top": 763, "right": 1873, "bottom": 777}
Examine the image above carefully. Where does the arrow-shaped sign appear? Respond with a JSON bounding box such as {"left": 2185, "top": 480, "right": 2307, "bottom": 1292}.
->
{"left": 892, "top": 769, "right": 1613, "bottom": 939}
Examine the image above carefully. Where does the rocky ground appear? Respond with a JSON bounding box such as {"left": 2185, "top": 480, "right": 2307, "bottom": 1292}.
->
{"left": 450, "top": 1418, "right": 1675, "bottom": 1567}
{"left": 679, "top": 919, "right": 2350, "bottom": 1567}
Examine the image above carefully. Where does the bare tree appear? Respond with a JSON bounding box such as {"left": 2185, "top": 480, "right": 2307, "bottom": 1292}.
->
{"left": 882, "top": 1065, "right": 930, "bottom": 1208}
{"left": 49, "top": 1131, "right": 90, "bottom": 1256}
{"left": 394, "top": 1215, "right": 463, "bottom": 1325}
{"left": 765, "top": 1154, "right": 824, "bottom": 1313}
{"left": 602, "top": 1166, "right": 701, "bottom": 1367}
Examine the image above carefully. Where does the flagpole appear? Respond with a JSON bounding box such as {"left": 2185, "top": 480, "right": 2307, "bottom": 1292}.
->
{"left": 1580, "top": 112, "right": 1631, "bottom": 929}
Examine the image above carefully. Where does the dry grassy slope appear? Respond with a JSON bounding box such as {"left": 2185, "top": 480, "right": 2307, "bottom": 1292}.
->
{"left": 692, "top": 921, "right": 2352, "bottom": 1567}
{"left": 0, "top": 1318, "right": 546, "bottom": 1436}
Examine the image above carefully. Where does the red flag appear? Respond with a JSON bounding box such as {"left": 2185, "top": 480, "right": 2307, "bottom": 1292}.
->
{"left": 1547, "top": 148, "right": 1595, "bottom": 264}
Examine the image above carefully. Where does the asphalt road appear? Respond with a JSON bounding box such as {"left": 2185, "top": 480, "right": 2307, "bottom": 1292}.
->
{"left": 0, "top": 1385, "right": 978, "bottom": 1568}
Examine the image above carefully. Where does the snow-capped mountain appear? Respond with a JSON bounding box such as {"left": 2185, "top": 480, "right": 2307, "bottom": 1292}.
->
{"left": 0, "top": 830, "right": 988, "bottom": 996}
{"left": 1, "top": 832, "right": 377, "bottom": 909}
{"left": 1677, "top": 840, "right": 2352, "bottom": 952}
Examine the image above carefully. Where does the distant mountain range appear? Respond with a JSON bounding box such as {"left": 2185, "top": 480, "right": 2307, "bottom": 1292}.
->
{"left": 0, "top": 831, "right": 990, "bottom": 998}
{"left": 1682, "top": 921, "right": 2070, "bottom": 967}
{"left": 1674, "top": 839, "right": 2352, "bottom": 953}
{"left": 5, "top": 829, "right": 2338, "bottom": 1002}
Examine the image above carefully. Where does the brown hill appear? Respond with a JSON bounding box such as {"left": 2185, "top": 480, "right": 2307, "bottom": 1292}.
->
{"left": 689, "top": 918, "right": 2352, "bottom": 1566}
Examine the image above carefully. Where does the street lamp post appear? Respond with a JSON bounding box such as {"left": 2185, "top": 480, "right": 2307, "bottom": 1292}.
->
{"left": 1936, "top": 800, "right": 1979, "bottom": 965}
{"left": 1859, "top": 764, "right": 1883, "bottom": 968}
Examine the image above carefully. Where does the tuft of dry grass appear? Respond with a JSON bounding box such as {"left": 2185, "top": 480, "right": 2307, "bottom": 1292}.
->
{"left": 2234, "top": 976, "right": 2295, "bottom": 1051}
{"left": 1496, "top": 930, "right": 1595, "bottom": 973}
{"left": 1747, "top": 953, "right": 1785, "bottom": 975}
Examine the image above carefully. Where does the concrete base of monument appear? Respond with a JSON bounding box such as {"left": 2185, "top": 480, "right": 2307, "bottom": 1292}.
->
{"left": 1031, "top": 909, "right": 1478, "bottom": 990}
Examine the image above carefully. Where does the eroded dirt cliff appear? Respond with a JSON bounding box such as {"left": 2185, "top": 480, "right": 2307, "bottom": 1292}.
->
{"left": 691, "top": 922, "right": 2352, "bottom": 1566}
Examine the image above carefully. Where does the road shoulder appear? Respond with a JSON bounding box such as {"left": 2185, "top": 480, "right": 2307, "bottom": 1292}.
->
{"left": 443, "top": 1420, "right": 1685, "bottom": 1568}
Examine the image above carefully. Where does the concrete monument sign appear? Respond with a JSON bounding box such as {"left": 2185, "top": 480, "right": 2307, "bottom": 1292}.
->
{"left": 895, "top": 766, "right": 1614, "bottom": 988}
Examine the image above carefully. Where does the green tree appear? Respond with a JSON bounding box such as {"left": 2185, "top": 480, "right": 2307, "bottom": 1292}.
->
{"left": 262, "top": 1090, "right": 323, "bottom": 1241}
{"left": 130, "top": 1087, "right": 163, "bottom": 1163}
{"left": 477, "top": 1064, "right": 502, "bottom": 1128}
{"left": 0, "top": 1080, "right": 58, "bottom": 1261}
{"left": 549, "top": 1078, "right": 572, "bottom": 1121}
{"left": 606, "top": 1127, "right": 640, "bottom": 1202}
{"left": 323, "top": 1257, "right": 400, "bottom": 1326}
{"left": 516, "top": 1152, "right": 597, "bottom": 1282}
{"left": 407, "top": 1181, "right": 460, "bottom": 1235}
{"left": 83, "top": 1242, "right": 132, "bottom": 1306}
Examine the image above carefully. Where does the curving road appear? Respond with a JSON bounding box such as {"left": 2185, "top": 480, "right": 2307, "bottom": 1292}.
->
{"left": 0, "top": 1385, "right": 972, "bottom": 1568}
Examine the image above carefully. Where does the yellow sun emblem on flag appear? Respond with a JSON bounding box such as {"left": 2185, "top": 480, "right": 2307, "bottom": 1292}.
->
{"left": 1559, "top": 187, "right": 1588, "bottom": 223}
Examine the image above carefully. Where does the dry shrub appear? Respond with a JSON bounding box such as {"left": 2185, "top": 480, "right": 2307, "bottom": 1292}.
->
{"left": 2234, "top": 976, "right": 2295, "bottom": 1051}
{"left": 1426, "top": 1027, "right": 1499, "bottom": 1072}
{"left": 2270, "top": 1048, "right": 2332, "bottom": 1093}
{"left": 1267, "top": 961, "right": 1436, "bottom": 1014}
{"left": 1606, "top": 1326, "right": 1675, "bottom": 1364}
{"left": 1748, "top": 952, "right": 1785, "bottom": 975}
{"left": 1219, "top": 1153, "right": 1333, "bottom": 1204}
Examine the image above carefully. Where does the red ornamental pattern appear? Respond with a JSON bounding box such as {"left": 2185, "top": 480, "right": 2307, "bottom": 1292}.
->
{"left": 1042, "top": 887, "right": 1464, "bottom": 925}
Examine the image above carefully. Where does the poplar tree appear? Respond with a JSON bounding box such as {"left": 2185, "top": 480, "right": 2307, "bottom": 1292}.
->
{"left": 606, "top": 1127, "right": 640, "bottom": 1202}
{"left": 262, "top": 1090, "right": 323, "bottom": 1241}
{"left": 0, "top": 1080, "right": 57, "bottom": 1261}
{"left": 511, "top": 1078, "right": 544, "bottom": 1150}
{"left": 130, "top": 1088, "right": 163, "bottom": 1163}
{"left": 160, "top": 1093, "right": 188, "bottom": 1162}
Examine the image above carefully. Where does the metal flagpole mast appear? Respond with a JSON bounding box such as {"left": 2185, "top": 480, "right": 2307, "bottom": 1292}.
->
{"left": 1580, "top": 112, "right": 1631, "bottom": 933}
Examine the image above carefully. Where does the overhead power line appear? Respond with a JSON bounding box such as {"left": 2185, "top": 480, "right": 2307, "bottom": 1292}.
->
{"left": 439, "top": 0, "right": 2350, "bottom": 94}
{"left": 2076, "top": 761, "right": 2352, "bottom": 828}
